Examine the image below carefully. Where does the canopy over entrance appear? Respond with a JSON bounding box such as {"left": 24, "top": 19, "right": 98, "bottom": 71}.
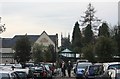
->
{"left": 59, "top": 48, "right": 80, "bottom": 62}
{"left": 60, "top": 48, "right": 74, "bottom": 57}
{"left": 61, "top": 48, "right": 72, "bottom": 53}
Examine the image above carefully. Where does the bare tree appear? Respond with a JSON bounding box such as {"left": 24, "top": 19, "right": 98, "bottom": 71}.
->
{"left": 0, "top": 17, "right": 6, "bottom": 34}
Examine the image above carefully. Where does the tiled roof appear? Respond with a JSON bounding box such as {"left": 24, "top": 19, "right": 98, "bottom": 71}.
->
{"left": 1, "top": 32, "right": 58, "bottom": 48}
{"left": 49, "top": 35, "right": 58, "bottom": 44}
{"left": 1, "top": 38, "right": 12, "bottom": 48}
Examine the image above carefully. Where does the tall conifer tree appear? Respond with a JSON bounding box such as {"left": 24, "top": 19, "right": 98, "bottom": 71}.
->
{"left": 72, "top": 21, "right": 82, "bottom": 52}
{"left": 98, "top": 22, "right": 110, "bottom": 37}
{"left": 83, "top": 24, "right": 93, "bottom": 45}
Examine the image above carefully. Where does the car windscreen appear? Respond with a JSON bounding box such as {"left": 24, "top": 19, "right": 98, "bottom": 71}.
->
{"left": 44, "top": 65, "right": 50, "bottom": 71}
{"left": 16, "top": 71, "right": 27, "bottom": 78}
{"left": 89, "top": 65, "right": 103, "bottom": 75}
{"left": 0, "top": 73, "right": 10, "bottom": 79}
{"left": 108, "top": 64, "right": 120, "bottom": 69}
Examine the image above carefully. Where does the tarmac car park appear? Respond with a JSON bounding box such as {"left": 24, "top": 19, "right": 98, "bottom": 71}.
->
{"left": 0, "top": 62, "right": 120, "bottom": 79}
{"left": 0, "top": 63, "right": 55, "bottom": 79}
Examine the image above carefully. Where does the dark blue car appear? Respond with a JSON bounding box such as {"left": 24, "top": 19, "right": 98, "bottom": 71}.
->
{"left": 75, "top": 62, "right": 92, "bottom": 79}
{"left": 83, "top": 64, "right": 109, "bottom": 79}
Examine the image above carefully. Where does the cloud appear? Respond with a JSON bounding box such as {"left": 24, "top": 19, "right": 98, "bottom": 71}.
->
{"left": 0, "top": 0, "right": 119, "bottom": 2}
{"left": 0, "top": 2, "right": 118, "bottom": 38}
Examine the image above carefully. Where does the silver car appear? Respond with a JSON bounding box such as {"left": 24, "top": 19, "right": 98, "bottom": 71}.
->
{"left": 0, "top": 70, "right": 20, "bottom": 79}
{"left": 108, "top": 68, "right": 120, "bottom": 79}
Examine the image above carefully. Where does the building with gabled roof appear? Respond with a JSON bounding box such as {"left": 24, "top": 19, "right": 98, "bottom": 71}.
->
{"left": 0, "top": 31, "right": 58, "bottom": 63}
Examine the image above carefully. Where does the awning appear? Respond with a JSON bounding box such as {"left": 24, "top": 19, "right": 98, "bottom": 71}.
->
{"left": 61, "top": 48, "right": 72, "bottom": 53}
{"left": 60, "top": 48, "right": 80, "bottom": 58}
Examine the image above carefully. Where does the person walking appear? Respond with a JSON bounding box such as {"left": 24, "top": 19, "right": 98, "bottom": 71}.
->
{"left": 67, "top": 61, "right": 73, "bottom": 77}
{"left": 60, "top": 61, "right": 66, "bottom": 77}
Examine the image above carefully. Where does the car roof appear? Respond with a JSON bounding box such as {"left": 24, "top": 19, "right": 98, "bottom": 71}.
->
{"left": 0, "top": 67, "right": 12, "bottom": 71}
{"left": 94, "top": 63, "right": 103, "bottom": 65}
{"left": 103, "top": 62, "right": 120, "bottom": 68}
{"left": 0, "top": 70, "right": 15, "bottom": 73}
{"left": 77, "top": 62, "right": 92, "bottom": 64}
{"left": 103, "top": 62, "right": 120, "bottom": 71}
{"left": 108, "top": 62, "right": 120, "bottom": 65}
{"left": 104, "top": 62, "right": 120, "bottom": 65}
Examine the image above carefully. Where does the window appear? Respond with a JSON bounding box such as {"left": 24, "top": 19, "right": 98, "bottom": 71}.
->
{"left": 108, "top": 64, "right": 120, "bottom": 69}
{"left": 0, "top": 73, "right": 10, "bottom": 79}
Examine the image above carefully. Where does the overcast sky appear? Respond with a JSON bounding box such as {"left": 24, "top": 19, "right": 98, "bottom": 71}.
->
{"left": 0, "top": 0, "right": 119, "bottom": 45}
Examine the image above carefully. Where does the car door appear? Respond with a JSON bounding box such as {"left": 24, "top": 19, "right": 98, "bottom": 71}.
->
{"left": 11, "top": 72, "right": 20, "bottom": 79}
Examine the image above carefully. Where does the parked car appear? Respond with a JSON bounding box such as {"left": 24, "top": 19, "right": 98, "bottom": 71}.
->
{"left": 15, "top": 71, "right": 28, "bottom": 79}
{"left": 108, "top": 68, "right": 120, "bottom": 79}
{"left": 102, "top": 62, "right": 120, "bottom": 79}
{"left": 14, "top": 68, "right": 28, "bottom": 79}
{"left": 25, "top": 63, "right": 34, "bottom": 68}
{"left": 103, "top": 62, "right": 120, "bottom": 71}
{"left": 44, "top": 64, "right": 53, "bottom": 78}
{"left": 83, "top": 64, "right": 106, "bottom": 79}
{"left": 0, "top": 70, "right": 20, "bottom": 79}
{"left": 12, "top": 64, "right": 22, "bottom": 69}
{"left": 75, "top": 62, "right": 92, "bottom": 79}
{"left": 31, "top": 66, "right": 46, "bottom": 79}
{"left": 14, "top": 67, "right": 29, "bottom": 75}
{"left": 29, "top": 65, "right": 52, "bottom": 79}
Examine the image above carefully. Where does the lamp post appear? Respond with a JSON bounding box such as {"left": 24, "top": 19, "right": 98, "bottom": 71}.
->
{"left": 0, "top": 17, "right": 6, "bottom": 64}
